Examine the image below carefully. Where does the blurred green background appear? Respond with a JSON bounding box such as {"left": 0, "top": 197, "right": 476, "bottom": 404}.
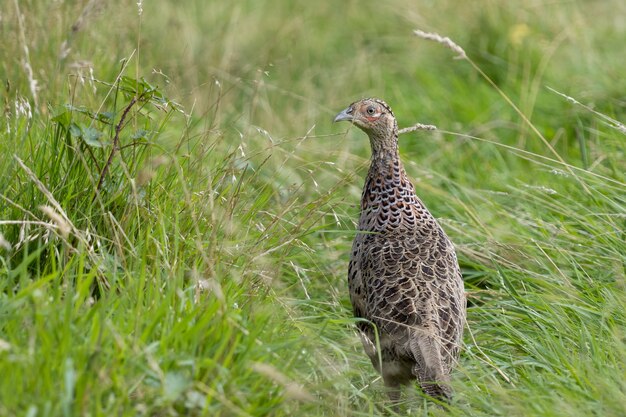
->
{"left": 0, "top": 0, "right": 624, "bottom": 416}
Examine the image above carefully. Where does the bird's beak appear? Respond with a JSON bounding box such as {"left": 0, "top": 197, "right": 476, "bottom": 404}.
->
{"left": 333, "top": 107, "right": 353, "bottom": 123}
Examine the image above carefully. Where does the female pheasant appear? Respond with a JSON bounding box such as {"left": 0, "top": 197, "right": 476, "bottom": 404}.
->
{"left": 334, "top": 98, "right": 465, "bottom": 402}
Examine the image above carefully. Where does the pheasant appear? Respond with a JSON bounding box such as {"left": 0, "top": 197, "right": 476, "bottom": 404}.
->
{"left": 334, "top": 98, "right": 466, "bottom": 403}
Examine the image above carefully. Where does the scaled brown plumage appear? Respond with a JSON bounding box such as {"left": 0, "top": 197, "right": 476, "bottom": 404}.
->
{"left": 334, "top": 98, "right": 466, "bottom": 402}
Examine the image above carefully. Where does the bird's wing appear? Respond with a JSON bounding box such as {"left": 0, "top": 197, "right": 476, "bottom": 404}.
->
{"left": 358, "top": 227, "right": 464, "bottom": 364}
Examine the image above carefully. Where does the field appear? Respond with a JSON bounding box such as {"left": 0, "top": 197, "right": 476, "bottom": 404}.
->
{"left": 1, "top": 0, "right": 625, "bottom": 416}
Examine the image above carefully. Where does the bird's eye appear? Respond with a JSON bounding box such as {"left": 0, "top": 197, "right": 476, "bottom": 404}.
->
{"left": 366, "top": 106, "right": 376, "bottom": 115}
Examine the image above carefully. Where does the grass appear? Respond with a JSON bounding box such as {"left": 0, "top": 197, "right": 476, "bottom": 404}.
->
{"left": 1, "top": 0, "right": 625, "bottom": 415}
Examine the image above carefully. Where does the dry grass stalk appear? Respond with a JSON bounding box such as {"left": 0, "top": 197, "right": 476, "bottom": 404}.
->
{"left": 547, "top": 86, "right": 626, "bottom": 135}
{"left": 0, "top": 233, "right": 11, "bottom": 251}
{"left": 413, "top": 28, "right": 591, "bottom": 194}
{"left": 413, "top": 29, "right": 467, "bottom": 59}
{"left": 12, "top": 0, "right": 39, "bottom": 107}
{"left": 252, "top": 362, "right": 314, "bottom": 402}
{"left": 39, "top": 206, "right": 71, "bottom": 239}
{"left": 71, "top": 0, "right": 107, "bottom": 33}
{"left": 398, "top": 123, "right": 437, "bottom": 135}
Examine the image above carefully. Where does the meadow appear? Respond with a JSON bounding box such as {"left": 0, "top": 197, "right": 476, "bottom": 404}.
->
{"left": 1, "top": 0, "right": 625, "bottom": 415}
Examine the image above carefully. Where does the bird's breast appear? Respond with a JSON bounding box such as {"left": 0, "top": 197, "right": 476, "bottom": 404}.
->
{"left": 359, "top": 175, "right": 434, "bottom": 233}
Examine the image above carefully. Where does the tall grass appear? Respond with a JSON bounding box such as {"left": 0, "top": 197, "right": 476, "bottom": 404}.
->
{"left": 1, "top": 0, "right": 625, "bottom": 416}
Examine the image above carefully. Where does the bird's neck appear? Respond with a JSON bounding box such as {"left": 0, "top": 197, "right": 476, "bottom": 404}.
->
{"left": 368, "top": 132, "right": 402, "bottom": 177}
{"left": 361, "top": 133, "right": 416, "bottom": 220}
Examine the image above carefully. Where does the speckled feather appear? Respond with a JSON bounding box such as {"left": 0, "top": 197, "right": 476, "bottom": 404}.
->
{"left": 336, "top": 98, "right": 466, "bottom": 402}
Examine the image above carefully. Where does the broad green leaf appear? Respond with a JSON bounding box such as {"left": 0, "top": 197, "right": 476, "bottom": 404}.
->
{"left": 81, "top": 127, "right": 107, "bottom": 147}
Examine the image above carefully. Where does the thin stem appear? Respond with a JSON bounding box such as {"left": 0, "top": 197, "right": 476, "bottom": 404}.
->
{"left": 93, "top": 96, "right": 138, "bottom": 199}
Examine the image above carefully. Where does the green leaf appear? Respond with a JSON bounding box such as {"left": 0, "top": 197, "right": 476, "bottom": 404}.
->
{"left": 51, "top": 109, "right": 71, "bottom": 127}
{"left": 64, "top": 104, "right": 91, "bottom": 117}
{"left": 131, "top": 129, "right": 149, "bottom": 140}
{"left": 97, "top": 111, "right": 115, "bottom": 123}
{"left": 81, "top": 127, "right": 107, "bottom": 147}
{"left": 69, "top": 123, "right": 82, "bottom": 138}
{"left": 120, "top": 76, "right": 156, "bottom": 98}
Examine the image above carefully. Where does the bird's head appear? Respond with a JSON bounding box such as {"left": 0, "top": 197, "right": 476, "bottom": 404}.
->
{"left": 333, "top": 98, "right": 398, "bottom": 143}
